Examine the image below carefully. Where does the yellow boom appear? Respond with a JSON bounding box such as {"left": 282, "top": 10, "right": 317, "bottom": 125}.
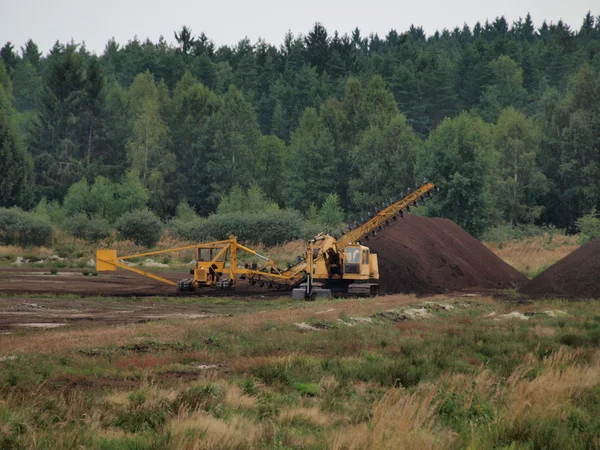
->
{"left": 96, "top": 236, "right": 294, "bottom": 291}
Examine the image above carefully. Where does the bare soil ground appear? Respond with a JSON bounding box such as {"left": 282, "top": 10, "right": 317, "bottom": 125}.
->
{"left": 0, "top": 294, "right": 226, "bottom": 331}
{"left": 0, "top": 267, "right": 183, "bottom": 296}
{"left": 0, "top": 267, "right": 283, "bottom": 297}
{"left": 0, "top": 267, "right": 288, "bottom": 331}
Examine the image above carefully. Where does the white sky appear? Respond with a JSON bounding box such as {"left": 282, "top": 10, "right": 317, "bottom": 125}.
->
{"left": 1, "top": 0, "right": 597, "bottom": 55}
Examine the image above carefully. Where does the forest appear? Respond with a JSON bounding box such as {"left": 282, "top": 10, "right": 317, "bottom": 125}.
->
{"left": 1, "top": 12, "right": 600, "bottom": 244}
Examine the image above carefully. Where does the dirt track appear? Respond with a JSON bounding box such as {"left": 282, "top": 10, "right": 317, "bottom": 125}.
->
{"left": 0, "top": 267, "right": 283, "bottom": 331}
{"left": 0, "top": 267, "right": 181, "bottom": 296}
{"left": 0, "top": 267, "right": 281, "bottom": 297}
{"left": 0, "top": 294, "right": 227, "bottom": 332}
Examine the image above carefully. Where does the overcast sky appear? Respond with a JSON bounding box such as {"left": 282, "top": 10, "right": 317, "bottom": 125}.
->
{"left": 1, "top": 0, "right": 597, "bottom": 55}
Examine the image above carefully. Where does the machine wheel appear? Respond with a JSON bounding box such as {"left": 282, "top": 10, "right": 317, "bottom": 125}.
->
{"left": 177, "top": 279, "right": 195, "bottom": 292}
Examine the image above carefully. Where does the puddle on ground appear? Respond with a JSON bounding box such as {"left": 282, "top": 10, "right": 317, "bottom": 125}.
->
{"left": 140, "top": 313, "right": 211, "bottom": 320}
{"left": 11, "top": 323, "right": 67, "bottom": 328}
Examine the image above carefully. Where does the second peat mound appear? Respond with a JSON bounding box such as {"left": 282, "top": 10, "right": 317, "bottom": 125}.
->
{"left": 366, "top": 215, "right": 527, "bottom": 295}
{"left": 519, "top": 238, "right": 600, "bottom": 298}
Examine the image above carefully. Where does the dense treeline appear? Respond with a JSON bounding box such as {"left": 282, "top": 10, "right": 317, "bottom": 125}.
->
{"left": 1, "top": 12, "right": 600, "bottom": 239}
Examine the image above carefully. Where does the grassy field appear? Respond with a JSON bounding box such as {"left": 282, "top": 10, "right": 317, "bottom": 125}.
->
{"left": 485, "top": 233, "right": 579, "bottom": 278}
{"left": 3, "top": 292, "right": 600, "bottom": 449}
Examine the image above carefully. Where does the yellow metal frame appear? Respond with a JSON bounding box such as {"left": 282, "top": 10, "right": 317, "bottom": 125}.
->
{"left": 96, "top": 235, "right": 292, "bottom": 289}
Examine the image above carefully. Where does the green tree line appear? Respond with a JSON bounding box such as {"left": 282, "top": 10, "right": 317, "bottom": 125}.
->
{"left": 1, "top": 12, "right": 600, "bottom": 237}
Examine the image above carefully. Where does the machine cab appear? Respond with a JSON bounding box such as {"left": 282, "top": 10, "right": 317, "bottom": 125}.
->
{"left": 343, "top": 245, "right": 372, "bottom": 279}
{"left": 193, "top": 247, "right": 226, "bottom": 284}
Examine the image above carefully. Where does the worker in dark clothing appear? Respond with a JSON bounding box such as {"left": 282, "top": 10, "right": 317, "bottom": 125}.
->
{"left": 325, "top": 248, "right": 341, "bottom": 277}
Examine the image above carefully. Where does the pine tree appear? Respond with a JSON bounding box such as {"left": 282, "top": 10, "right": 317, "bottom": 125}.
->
{"left": 0, "top": 42, "right": 18, "bottom": 74}
{"left": 305, "top": 22, "right": 330, "bottom": 74}
{"left": 208, "top": 85, "right": 261, "bottom": 205}
{"left": 0, "top": 74, "right": 34, "bottom": 208}
{"left": 21, "top": 40, "right": 41, "bottom": 68}
{"left": 174, "top": 26, "right": 195, "bottom": 55}
{"left": 32, "top": 44, "right": 88, "bottom": 200}
{"left": 11, "top": 60, "right": 41, "bottom": 112}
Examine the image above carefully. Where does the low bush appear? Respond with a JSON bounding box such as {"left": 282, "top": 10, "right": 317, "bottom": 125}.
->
{"left": 0, "top": 208, "right": 53, "bottom": 246}
{"left": 171, "top": 384, "right": 224, "bottom": 412}
{"left": 576, "top": 209, "right": 600, "bottom": 244}
{"left": 64, "top": 213, "right": 112, "bottom": 242}
{"left": 115, "top": 210, "right": 163, "bottom": 247}
{"left": 482, "top": 223, "right": 561, "bottom": 243}
{"left": 113, "top": 403, "right": 169, "bottom": 433}
{"left": 171, "top": 210, "right": 302, "bottom": 246}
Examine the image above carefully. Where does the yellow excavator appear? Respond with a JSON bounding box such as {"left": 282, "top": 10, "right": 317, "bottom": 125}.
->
{"left": 96, "top": 181, "right": 437, "bottom": 299}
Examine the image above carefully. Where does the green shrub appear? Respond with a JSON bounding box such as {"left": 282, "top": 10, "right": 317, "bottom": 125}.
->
{"left": 576, "top": 209, "right": 600, "bottom": 244}
{"left": 0, "top": 208, "right": 53, "bottom": 246}
{"left": 64, "top": 213, "right": 112, "bottom": 242}
{"left": 113, "top": 403, "right": 169, "bottom": 433}
{"left": 300, "top": 222, "right": 327, "bottom": 240}
{"left": 171, "top": 384, "right": 224, "bottom": 412}
{"left": 317, "top": 193, "right": 345, "bottom": 230}
{"left": 115, "top": 210, "right": 163, "bottom": 247}
{"left": 63, "top": 172, "right": 149, "bottom": 223}
{"left": 305, "top": 193, "right": 346, "bottom": 235}
{"left": 33, "top": 197, "right": 67, "bottom": 225}
{"left": 171, "top": 210, "right": 302, "bottom": 246}
{"left": 217, "top": 184, "right": 279, "bottom": 215}
{"left": 252, "top": 364, "right": 291, "bottom": 386}
{"left": 482, "top": 223, "right": 561, "bottom": 243}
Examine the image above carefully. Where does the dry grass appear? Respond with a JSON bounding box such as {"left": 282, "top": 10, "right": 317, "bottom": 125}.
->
{"left": 246, "top": 239, "right": 306, "bottom": 265}
{"left": 501, "top": 348, "right": 600, "bottom": 423}
{"left": 280, "top": 406, "right": 332, "bottom": 427}
{"left": 0, "top": 244, "right": 55, "bottom": 258}
{"left": 485, "top": 233, "right": 579, "bottom": 276}
{"left": 169, "top": 411, "right": 263, "bottom": 450}
{"left": 332, "top": 387, "right": 457, "bottom": 450}
{"left": 224, "top": 384, "right": 257, "bottom": 409}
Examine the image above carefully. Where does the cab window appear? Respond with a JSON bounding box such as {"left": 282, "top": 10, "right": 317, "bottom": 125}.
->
{"left": 345, "top": 248, "right": 360, "bottom": 264}
{"left": 362, "top": 250, "right": 369, "bottom": 265}
{"left": 198, "top": 248, "right": 212, "bottom": 261}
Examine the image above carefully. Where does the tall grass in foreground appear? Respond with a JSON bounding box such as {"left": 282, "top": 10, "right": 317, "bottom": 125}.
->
{"left": 3, "top": 347, "right": 599, "bottom": 449}
{"left": 4, "top": 295, "right": 600, "bottom": 448}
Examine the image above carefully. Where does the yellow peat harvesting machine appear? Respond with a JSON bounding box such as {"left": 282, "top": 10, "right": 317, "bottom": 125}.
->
{"left": 96, "top": 182, "right": 437, "bottom": 299}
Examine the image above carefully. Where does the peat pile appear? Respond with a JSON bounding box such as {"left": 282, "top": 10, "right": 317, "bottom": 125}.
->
{"left": 366, "top": 215, "right": 527, "bottom": 294}
{"left": 520, "top": 238, "right": 600, "bottom": 298}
